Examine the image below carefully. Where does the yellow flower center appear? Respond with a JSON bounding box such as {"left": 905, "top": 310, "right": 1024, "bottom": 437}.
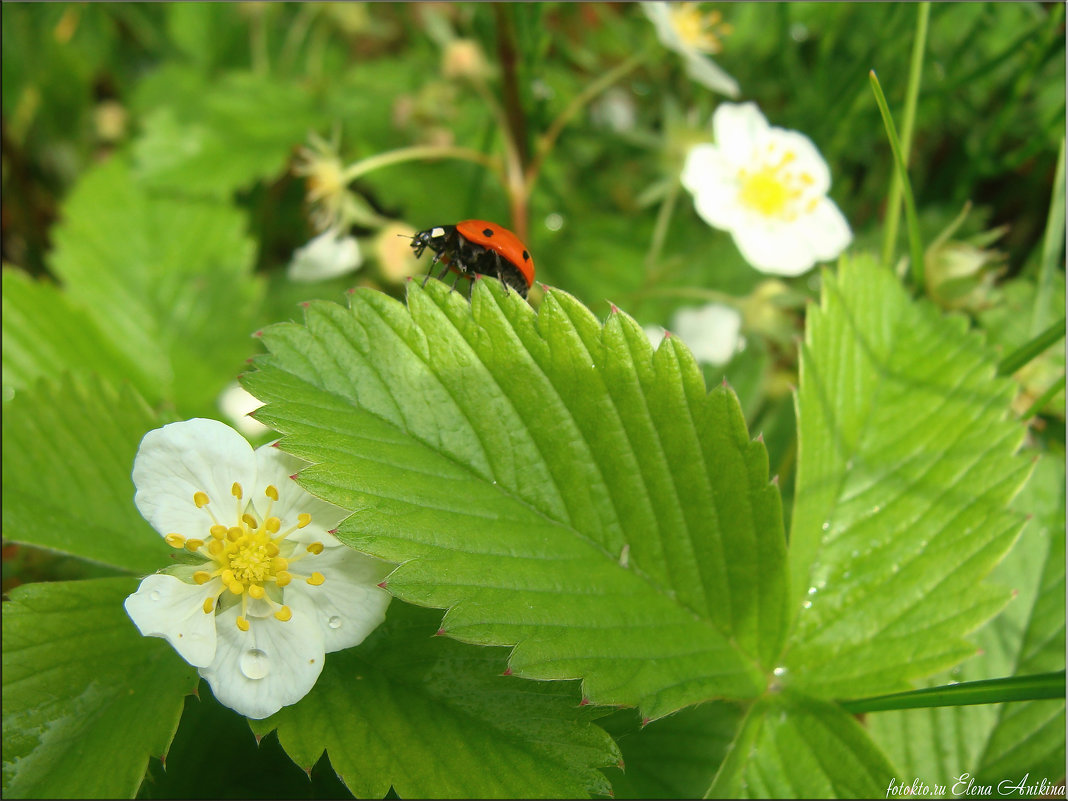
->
{"left": 736, "top": 147, "right": 816, "bottom": 221}
{"left": 164, "top": 482, "right": 325, "bottom": 631}
{"left": 670, "top": 5, "right": 732, "bottom": 53}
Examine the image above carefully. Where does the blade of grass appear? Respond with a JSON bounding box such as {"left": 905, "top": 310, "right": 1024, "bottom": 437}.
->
{"left": 870, "top": 70, "right": 926, "bottom": 291}
{"left": 1021, "top": 375, "right": 1066, "bottom": 422}
{"left": 880, "top": 2, "right": 930, "bottom": 271}
{"left": 1031, "top": 138, "right": 1066, "bottom": 335}
{"left": 997, "top": 318, "right": 1066, "bottom": 376}
{"left": 840, "top": 671, "right": 1066, "bottom": 714}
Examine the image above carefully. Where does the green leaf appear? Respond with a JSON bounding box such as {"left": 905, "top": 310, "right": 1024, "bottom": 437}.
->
{"left": 2, "top": 268, "right": 158, "bottom": 403}
{"left": 250, "top": 603, "right": 619, "bottom": 799}
{"left": 600, "top": 703, "right": 745, "bottom": 799}
{"left": 243, "top": 279, "right": 789, "bottom": 720}
{"left": 865, "top": 455, "right": 1065, "bottom": 794}
{"left": 2, "top": 373, "right": 169, "bottom": 574}
{"left": 705, "top": 693, "right": 896, "bottom": 799}
{"left": 786, "top": 255, "right": 1032, "bottom": 698}
{"left": 133, "top": 72, "right": 324, "bottom": 198}
{"left": 2, "top": 578, "right": 198, "bottom": 799}
{"left": 48, "top": 157, "right": 262, "bottom": 415}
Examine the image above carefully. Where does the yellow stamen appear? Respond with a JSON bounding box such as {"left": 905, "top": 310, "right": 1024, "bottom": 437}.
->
{"left": 210, "top": 524, "right": 227, "bottom": 539}
{"left": 227, "top": 527, "right": 242, "bottom": 541}
{"left": 242, "top": 513, "right": 258, "bottom": 528}
{"left": 185, "top": 539, "right": 204, "bottom": 552}
{"left": 275, "top": 606, "right": 292, "bottom": 622}
{"left": 275, "top": 572, "right": 292, "bottom": 587}
{"left": 248, "top": 584, "right": 266, "bottom": 599}
{"left": 236, "top": 616, "right": 250, "bottom": 632}
{"left": 266, "top": 485, "right": 279, "bottom": 501}
{"left": 271, "top": 557, "right": 289, "bottom": 572}
{"left": 229, "top": 581, "right": 244, "bottom": 595}
{"left": 265, "top": 517, "right": 281, "bottom": 533}
{"left": 306, "top": 542, "right": 324, "bottom": 555}
{"left": 193, "top": 570, "right": 212, "bottom": 585}
{"left": 203, "top": 597, "right": 214, "bottom": 614}
{"left": 297, "top": 513, "right": 312, "bottom": 528}
{"left": 208, "top": 540, "right": 223, "bottom": 556}
{"left": 193, "top": 491, "right": 210, "bottom": 508}
{"left": 307, "top": 572, "right": 325, "bottom": 586}
{"left": 232, "top": 482, "right": 243, "bottom": 500}
{"left": 265, "top": 542, "right": 280, "bottom": 557}
{"left": 165, "top": 533, "right": 186, "bottom": 548}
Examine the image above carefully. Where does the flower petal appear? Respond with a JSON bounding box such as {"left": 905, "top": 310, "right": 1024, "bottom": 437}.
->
{"left": 683, "top": 52, "right": 740, "bottom": 98}
{"left": 124, "top": 573, "right": 218, "bottom": 667}
{"left": 251, "top": 444, "right": 346, "bottom": 547}
{"left": 801, "top": 197, "right": 853, "bottom": 262}
{"left": 730, "top": 217, "right": 821, "bottom": 276}
{"left": 287, "top": 229, "right": 363, "bottom": 283}
{"left": 296, "top": 547, "right": 391, "bottom": 653}
{"left": 671, "top": 303, "right": 742, "bottom": 366}
{"left": 200, "top": 592, "right": 326, "bottom": 719}
{"left": 133, "top": 419, "right": 258, "bottom": 541}
{"left": 712, "top": 102, "right": 769, "bottom": 167}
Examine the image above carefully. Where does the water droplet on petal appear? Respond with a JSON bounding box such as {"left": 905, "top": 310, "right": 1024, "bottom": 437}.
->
{"left": 150, "top": 591, "right": 161, "bottom": 601}
{"left": 327, "top": 616, "right": 342, "bottom": 629}
{"left": 240, "top": 648, "right": 270, "bottom": 680}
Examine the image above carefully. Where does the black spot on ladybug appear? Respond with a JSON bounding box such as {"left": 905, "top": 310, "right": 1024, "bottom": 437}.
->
{"left": 522, "top": 251, "right": 529, "bottom": 261}
{"left": 482, "top": 228, "right": 494, "bottom": 237}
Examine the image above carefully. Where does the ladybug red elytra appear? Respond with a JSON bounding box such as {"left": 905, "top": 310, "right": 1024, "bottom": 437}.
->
{"left": 411, "top": 220, "right": 535, "bottom": 298}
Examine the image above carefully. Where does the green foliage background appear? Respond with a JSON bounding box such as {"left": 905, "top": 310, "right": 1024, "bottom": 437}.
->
{"left": 2, "top": 3, "right": 1064, "bottom": 799}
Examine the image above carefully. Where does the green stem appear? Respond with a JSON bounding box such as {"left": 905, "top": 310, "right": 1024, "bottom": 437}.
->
{"left": 1021, "top": 375, "right": 1066, "bottom": 421}
{"left": 870, "top": 70, "right": 926, "bottom": 291}
{"left": 646, "top": 179, "right": 682, "bottom": 270}
{"left": 997, "top": 318, "right": 1066, "bottom": 376}
{"left": 880, "top": 2, "right": 929, "bottom": 270}
{"left": 525, "top": 51, "right": 648, "bottom": 186}
{"left": 340, "top": 146, "right": 501, "bottom": 184}
{"left": 1032, "top": 138, "right": 1066, "bottom": 335}
{"left": 841, "top": 671, "right": 1065, "bottom": 714}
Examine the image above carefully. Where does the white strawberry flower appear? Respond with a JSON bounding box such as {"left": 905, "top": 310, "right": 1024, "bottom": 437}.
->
{"left": 682, "top": 102, "right": 852, "bottom": 276}
{"left": 642, "top": 2, "right": 739, "bottom": 98}
{"left": 287, "top": 227, "right": 362, "bottom": 282}
{"left": 124, "top": 418, "right": 390, "bottom": 719}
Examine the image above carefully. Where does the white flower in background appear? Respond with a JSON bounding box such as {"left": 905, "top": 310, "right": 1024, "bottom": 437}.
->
{"left": 642, "top": 2, "right": 739, "bottom": 98}
{"left": 682, "top": 102, "right": 852, "bottom": 276}
{"left": 672, "top": 303, "right": 743, "bottom": 365}
{"left": 643, "top": 303, "right": 742, "bottom": 365}
{"left": 287, "top": 227, "right": 362, "bottom": 282}
{"left": 217, "top": 382, "right": 269, "bottom": 438}
{"left": 124, "top": 419, "right": 391, "bottom": 719}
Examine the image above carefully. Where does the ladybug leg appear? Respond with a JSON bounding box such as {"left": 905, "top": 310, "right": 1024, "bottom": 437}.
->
{"left": 490, "top": 252, "right": 511, "bottom": 295}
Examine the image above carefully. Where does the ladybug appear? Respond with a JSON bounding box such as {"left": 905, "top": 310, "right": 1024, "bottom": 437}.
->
{"left": 411, "top": 220, "right": 535, "bottom": 298}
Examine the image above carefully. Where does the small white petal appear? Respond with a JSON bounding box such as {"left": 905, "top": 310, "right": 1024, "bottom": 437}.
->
{"left": 802, "top": 198, "right": 853, "bottom": 262}
{"left": 731, "top": 218, "right": 820, "bottom": 276}
{"left": 251, "top": 444, "right": 346, "bottom": 545}
{"left": 682, "top": 52, "right": 740, "bottom": 98}
{"left": 288, "top": 229, "right": 362, "bottom": 283}
{"left": 200, "top": 593, "right": 325, "bottom": 719}
{"left": 296, "top": 547, "right": 392, "bottom": 653}
{"left": 217, "top": 382, "right": 270, "bottom": 438}
{"left": 124, "top": 574, "right": 218, "bottom": 667}
{"left": 133, "top": 419, "right": 257, "bottom": 540}
{"left": 712, "top": 103, "right": 769, "bottom": 167}
{"left": 643, "top": 324, "right": 666, "bottom": 349}
{"left": 671, "top": 304, "right": 742, "bottom": 365}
